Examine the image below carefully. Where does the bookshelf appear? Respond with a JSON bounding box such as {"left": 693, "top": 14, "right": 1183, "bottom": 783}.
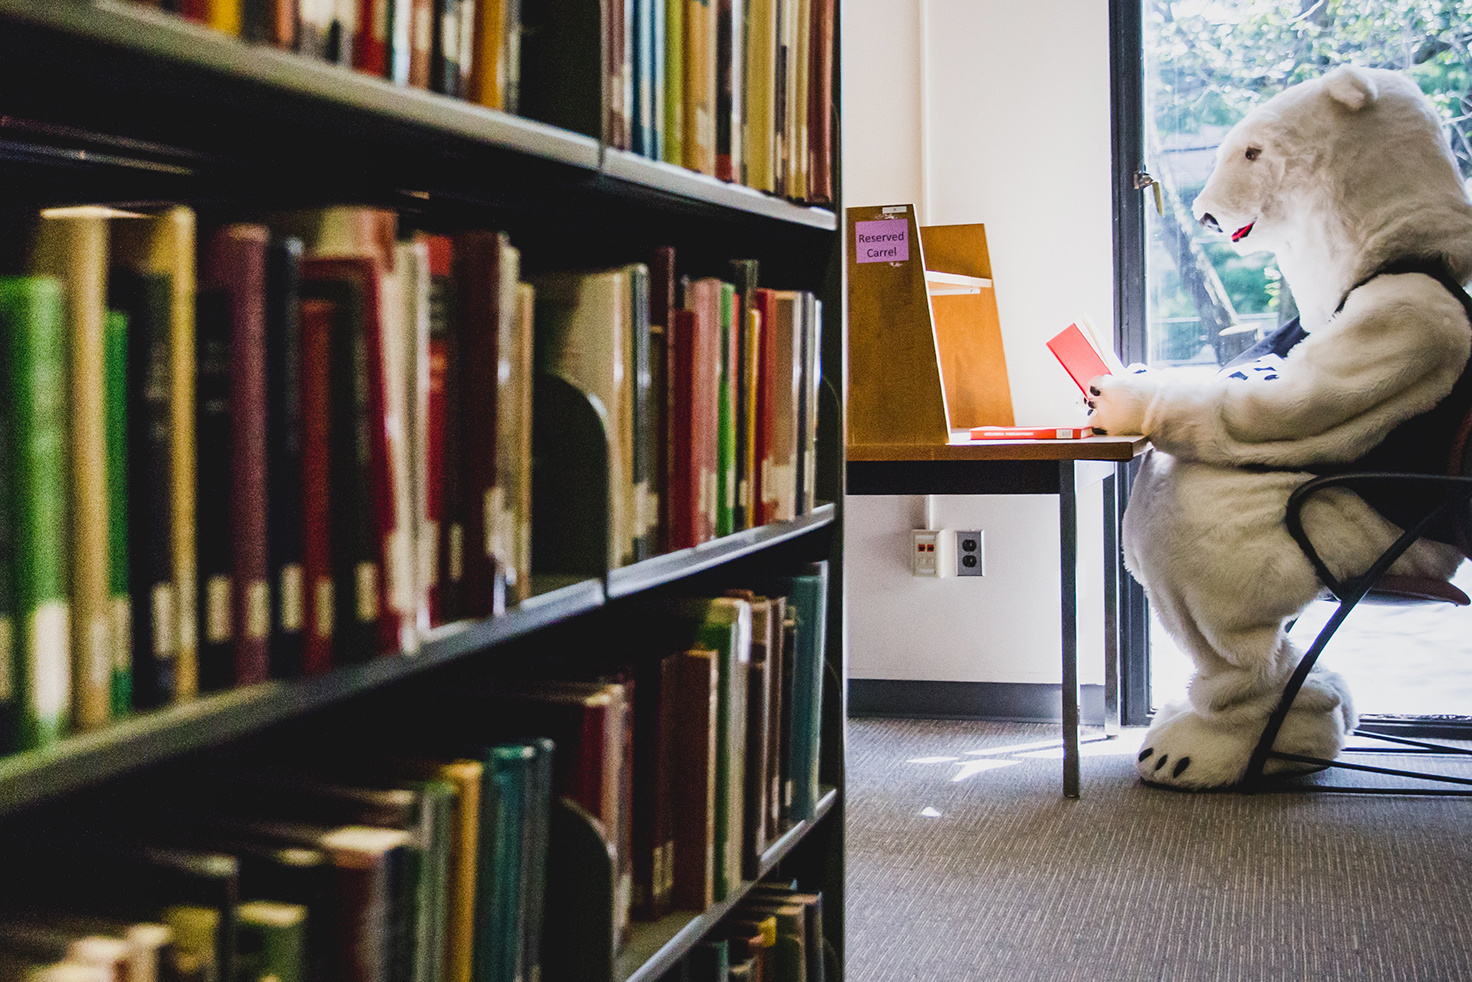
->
{"left": 0, "top": 3, "right": 846, "bottom": 982}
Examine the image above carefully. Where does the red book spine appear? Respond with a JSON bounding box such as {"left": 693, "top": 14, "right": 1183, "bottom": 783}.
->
{"left": 355, "top": 0, "right": 390, "bottom": 76}
{"left": 807, "top": 0, "right": 835, "bottom": 203}
{"left": 753, "top": 287, "right": 777, "bottom": 526}
{"left": 303, "top": 257, "right": 400, "bottom": 656}
{"left": 452, "top": 230, "right": 505, "bottom": 620}
{"left": 205, "top": 224, "right": 271, "bottom": 687}
{"left": 299, "top": 298, "right": 335, "bottom": 676}
{"left": 666, "top": 309, "right": 699, "bottom": 550}
{"left": 425, "top": 235, "right": 460, "bottom": 625}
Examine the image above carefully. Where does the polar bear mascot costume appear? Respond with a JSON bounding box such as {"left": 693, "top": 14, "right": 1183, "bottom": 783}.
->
{"left": 1088, "top": 65, "right": 1472, "bottom": 789}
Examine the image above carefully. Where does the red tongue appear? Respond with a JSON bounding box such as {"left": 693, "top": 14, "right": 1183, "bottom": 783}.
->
{"left": 1231, "top": 222, "right": 1255, "bottom": 242}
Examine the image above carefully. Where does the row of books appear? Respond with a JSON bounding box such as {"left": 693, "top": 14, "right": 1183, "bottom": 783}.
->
{"left": 123, "top": 0, "right": 523, "bottom": 112}
{"left": 0, "top": 201, "right": 822, "bottom": 752}
{"left": 671, "top": 884, "right": 826, "bottom": 982}
{"left": 612, "top": 0, "right": 836, "bottom": 204}
{"left": 117, "top": 0, "right": 835, "bottom": 206}
{"left": 0, "top": 570, "right": 829, "bottom": 982}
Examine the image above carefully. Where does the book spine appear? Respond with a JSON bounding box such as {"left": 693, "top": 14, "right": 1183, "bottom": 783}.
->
{"left": 110, "top": 271, "right": 176, "bottom": 712}
{"left": 402, "top": 238, "right": 433, "bottom": 634}
{"left": 649, "top": 246, "right": 676, "bottom": 554}
{"left": 470, "top": 0, "right": 507, "bottom": 108}
{"left": 165, "top": 208, "right": 199, "bottom": 704}
{"left": 627, "top": 264, "right": 653, "bottom": 562}
{"left": 104, "top": 309, "right": 133, "bottom": 718}
{"left": 509, "top": 283, "right": 535, "bottom": 604}
{"left": 492, "top": 247, "right": 524, "bottom": 599}
{"left": 666, "top": 309, "right": 698, "bottom": 550}
{"left": 452, "top": 230, "right": 506, "bottom": 620}
{"left": 425, "top": 237, "right": 461, "bottom": 626}
{"left": 299, "top": 299, "right": 335, "bottom": 677}
{"left": 2, "top": 277, "right": 72, "bottom": 749}
{"left": 408, "top": 0, "right": 433, "bottom": 88}
{"left": 716, "top": 282, "right": 736, "bottom": 538}
{"left": 194, "top": 288, "right": 236, "bottom": 692}
{"left": 0, "top": 304, "right": 15, "bottom": 753}
{"left": 806, "top": 0, "right": 833, "bottom": 203}
{"left": 208, "top": 224, "right": 272, "bottom": 688}
{"left": 753, "top": 287, "right": 776, "bottom": 525}
{"left": 727, "top": 259, "right": 758, "bottom": 531}
{"left": 742, "top": 0, "right": 776, "bottom": 193}
{"left": 355, "top": 0, "right": 391, "bottom": 75}
{"left": 30, "top": 216, "right": 111, "bottom": 733}
{"left": 267, "top": 238, "right": 306, "bottom": 679}
{"left": 682, "top": 0, "right": 717, "bottom": 174}
{"left": 670, "top": 647, "right": 718, "bottom": 909}
{"left": 661, "top": 0, "right": 684, "bottom": 164}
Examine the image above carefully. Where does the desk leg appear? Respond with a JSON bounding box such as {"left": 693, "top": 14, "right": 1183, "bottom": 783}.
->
{"left": 1060, "top": 461, "right": 1081, "bottom": 798}
{"left": 1103, "top": 469, "right": 1121, "bottom": 737}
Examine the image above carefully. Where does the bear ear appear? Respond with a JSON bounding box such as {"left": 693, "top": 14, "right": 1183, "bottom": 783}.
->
{"left": 1323, "top": 65, "right": 1378, "bottom": 110}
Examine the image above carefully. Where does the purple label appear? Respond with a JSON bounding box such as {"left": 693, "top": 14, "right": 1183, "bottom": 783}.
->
{"left": 855, "top": 219, "right": 910, "bottom": 263}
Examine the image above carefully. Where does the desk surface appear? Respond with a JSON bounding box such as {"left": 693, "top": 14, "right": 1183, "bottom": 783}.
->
{"left": 847, "top": 434, "right": 1150, "bottom": 463}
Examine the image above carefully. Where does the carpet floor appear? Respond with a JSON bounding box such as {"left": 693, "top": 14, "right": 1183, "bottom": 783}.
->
{"left": 845, "top": 717, "right": 1472, "bottom": 981}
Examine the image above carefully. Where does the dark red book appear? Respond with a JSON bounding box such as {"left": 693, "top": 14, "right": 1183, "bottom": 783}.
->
{"left": 666, "top": 308, "right": 699, "bottom": 550}
{"left": 353, "top": 0, "right": 389, "bottom": 76}
{"left": 451, "top": 230, "right": 509, "bottom": 620}
{"left": 752, "top": 287, "right": 778, "bottom": 526}
{"left": 299, "top": 298, "right": 335, "bottom": 677}
{"left": 203, "top": 224, "right": 271, "bottom": 688}
{"left": 669, "top": 646, "right": 719, "bottom": 910}
{"left": 300, "top": 257, "right": 400, "bottom": 658}
{"left": 424, "top": 235, "right": 460, "bottom": 626}
{"left": 650, "top": 246, "right": 676, "bottom": 554}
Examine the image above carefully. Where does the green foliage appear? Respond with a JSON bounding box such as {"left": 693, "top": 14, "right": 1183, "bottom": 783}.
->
{"left": 1145, "top": 0, "right": 1472, "bottom": 362}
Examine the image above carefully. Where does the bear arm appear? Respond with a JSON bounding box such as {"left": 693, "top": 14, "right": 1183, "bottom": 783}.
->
{"left": 1142, "top": 277, "right": 1470, "bottom": 466}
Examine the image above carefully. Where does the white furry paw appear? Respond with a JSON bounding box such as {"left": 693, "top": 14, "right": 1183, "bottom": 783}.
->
{"left": 1086, "top": 374, "right": 1152, "bottom": 436}
{"left": 1136, "top": 685, "right": 1352, "bottom": 790}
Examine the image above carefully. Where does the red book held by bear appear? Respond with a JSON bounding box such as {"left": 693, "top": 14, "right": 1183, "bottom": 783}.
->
{"left": 1046, "top": 321, "right": 1114, "bottom": 394}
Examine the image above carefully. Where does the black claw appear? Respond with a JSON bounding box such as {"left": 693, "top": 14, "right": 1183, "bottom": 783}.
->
{"left": 1094, "top": 427, "right": 1109, "bottom": 435}
{"left": 1154, "top": 755, "right": 1169, "bottom": 772}
{"left": 1138, "top": 748, "right": 1153, "bottom": 761}
{"left": 1173, "top": 757, "right": 1191, "bottom": 778}
{"left": 1089, "top": 386, "right": 1101, "bottom": 396}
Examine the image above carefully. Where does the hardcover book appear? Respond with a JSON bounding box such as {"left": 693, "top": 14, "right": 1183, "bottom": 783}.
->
{"left": 29, "top": 214, "right": 111, "bottom": 731}
{"left": 107, "top": 267, "right": 175, "bottom": 710}
{"left": 203, "top": 223, "right": 272, "bottom": 689}
{"left": 1, "top": 277, "right": 71, "bottom": 749}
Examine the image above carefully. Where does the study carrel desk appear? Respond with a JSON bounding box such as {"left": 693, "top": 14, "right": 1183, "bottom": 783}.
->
{"left": 847, "top": 434, "right": 1150, "bottom": 798}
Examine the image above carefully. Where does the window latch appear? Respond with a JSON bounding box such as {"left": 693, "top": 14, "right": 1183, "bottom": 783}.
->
{"left": 1133, "top": 171, "right": 1165, "bottom": 216}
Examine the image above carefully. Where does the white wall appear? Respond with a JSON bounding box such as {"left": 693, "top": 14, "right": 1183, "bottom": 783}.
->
{"left": 843, "top": 0, "right": 1116, "bottom": 686}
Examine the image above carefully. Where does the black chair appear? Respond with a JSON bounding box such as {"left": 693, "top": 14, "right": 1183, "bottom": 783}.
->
{"left": 1239, "top": 415, "right": 1472, "bottom": 794}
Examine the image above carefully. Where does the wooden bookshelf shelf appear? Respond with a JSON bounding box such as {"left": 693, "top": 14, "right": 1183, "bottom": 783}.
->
{"left": 615, "top": 786, "right": 839, "bottom": 982}
{"left": 607, "top": 505, "right": 836, "bottom": 599}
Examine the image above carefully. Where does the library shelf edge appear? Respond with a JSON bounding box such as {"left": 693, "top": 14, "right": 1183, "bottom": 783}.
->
{"left": 0, "top": 509, "right": 838, "bottom": 819}
{"left": 615, "top": 786, "right": 840, "bottom": 982}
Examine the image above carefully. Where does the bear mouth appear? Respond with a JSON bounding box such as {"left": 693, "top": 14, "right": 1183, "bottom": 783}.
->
{"left": 1231, "top": 221, "right": 1256, "bottom": 242}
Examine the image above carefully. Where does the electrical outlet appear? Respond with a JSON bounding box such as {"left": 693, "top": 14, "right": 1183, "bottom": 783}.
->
{"left": 955, "top": 530, "right": 984, "bottom": 576}
{"left": 911, "top": 529, "right": 952, "bottom": 577}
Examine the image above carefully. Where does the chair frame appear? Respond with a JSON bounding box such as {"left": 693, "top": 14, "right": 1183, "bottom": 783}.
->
{"left": 1239, "top": 470, "right": 1472, "bottom": 793}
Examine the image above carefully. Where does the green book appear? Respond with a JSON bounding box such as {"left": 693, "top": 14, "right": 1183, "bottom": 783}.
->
{"left": 104, "top": 309, "right": 132, "bottom": 717}
{"left": 2, "top": 276, "right": 71, "bottom": 750}
{"left": 761, "top": 562, "right": 828, "bottom": 821}
{"left": 0, "top": 295, "right": 16, "bottom": 753}
{"left": 236, "top": 900, "right": 307, "bottom": 982}
{"left": 479, "top": 743, "right": 533, "bottom": 982}
{"left": 676, "top": 596, "right": 751, "bottom": 901}
{"left": 716, "top": 282, "right": 737, "bottom": 538}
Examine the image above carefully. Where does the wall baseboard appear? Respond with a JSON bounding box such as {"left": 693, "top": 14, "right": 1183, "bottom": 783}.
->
{"left": 848, "top": 678, "right": 1106, "bottom": 724}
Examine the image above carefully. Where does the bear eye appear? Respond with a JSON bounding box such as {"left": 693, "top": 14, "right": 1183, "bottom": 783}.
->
{"left": 1245, "top": 147, "right": 1261, "bottom": 161}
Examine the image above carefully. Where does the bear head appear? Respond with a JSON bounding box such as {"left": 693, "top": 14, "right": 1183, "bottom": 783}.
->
{"left": 1191, "top": 65, "right": 1472, "bottom": 328}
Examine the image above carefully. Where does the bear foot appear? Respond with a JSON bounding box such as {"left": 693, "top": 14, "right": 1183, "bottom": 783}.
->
{"left": 1136, "top": 674, "right": 1354, "bottom": 790}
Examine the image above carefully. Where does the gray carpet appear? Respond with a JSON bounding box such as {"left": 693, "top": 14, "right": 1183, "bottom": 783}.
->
{"left": 846, "top": 718, "right": 1472, "bottom": 981}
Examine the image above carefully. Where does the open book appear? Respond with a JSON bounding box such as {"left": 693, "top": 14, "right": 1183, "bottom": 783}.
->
{"left": 1046, "top": 316, "right": 1124, "bottom": 394}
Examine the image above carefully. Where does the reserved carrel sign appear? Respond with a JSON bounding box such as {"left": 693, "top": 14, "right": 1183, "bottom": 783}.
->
{"left": 854, "top": 218, "right": 909, "bottom": 263}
